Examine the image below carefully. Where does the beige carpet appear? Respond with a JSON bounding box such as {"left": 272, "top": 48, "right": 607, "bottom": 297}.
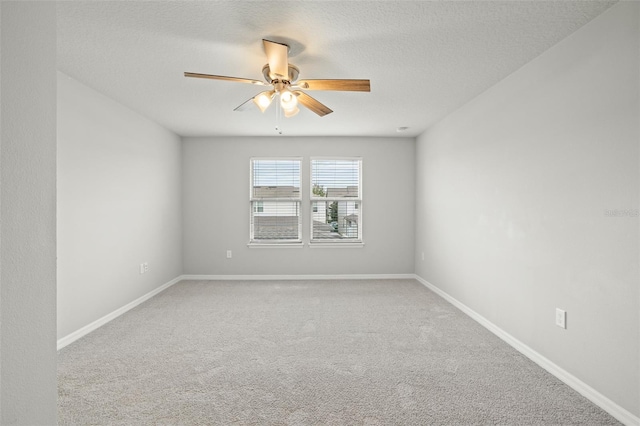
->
{"left": 58, "top": 279, "right": 620, "bottom": 425}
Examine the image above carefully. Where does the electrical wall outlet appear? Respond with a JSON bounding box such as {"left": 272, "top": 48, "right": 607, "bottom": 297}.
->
{"left": 140, "top": 262, "right": 149, "bottom": 274}
{"left": 139, "top": 263, "right": 145, "bottom": 274}
{"left": 226, "top": 250, "right": 232, "bottom": 259}
{"left": 555, "top": 308, "right": 566, "bottom": 329}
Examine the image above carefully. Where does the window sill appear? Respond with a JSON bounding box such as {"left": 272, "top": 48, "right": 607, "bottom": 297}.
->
{"left": 308, "top": 242, "right": 364, "bottom": 249}
{"left": 247, "top": 242, "right": 304, "bottom": 248}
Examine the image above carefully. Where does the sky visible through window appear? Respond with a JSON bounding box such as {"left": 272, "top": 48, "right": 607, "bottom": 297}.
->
{"left": 312, "top": 159, "right": 360, "bottom": 190}
{"left": 252, "top": 159, "right": 360, "bottom": 190}
{"left": 252, "top": 160, "right": 300, "bottom": 188}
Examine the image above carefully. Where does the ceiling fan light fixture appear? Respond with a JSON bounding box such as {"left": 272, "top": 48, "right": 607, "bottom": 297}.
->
{"left": 283, "top": 106, "right": 300, "bottom": 118}
{"left": 253, "top": 91, "right": 274, "bottom": 113}
{"left": 280, "top": 90, "right": 298, "bottom": 111}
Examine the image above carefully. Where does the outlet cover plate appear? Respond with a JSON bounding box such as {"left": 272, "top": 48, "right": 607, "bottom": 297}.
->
{"left": 555, "top": 308, "right": 566, "bottom": 329}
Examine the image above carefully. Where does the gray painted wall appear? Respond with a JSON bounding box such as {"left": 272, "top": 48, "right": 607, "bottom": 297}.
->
{"left": 0, "top": 2, "right": 631, "bottom": 421}
{"left": 415, "top": 2, "right": 639, "bottom": 416}
{"left": 0, "top": 2, "right": 57, "bottom": 424}
{"left": 57, "top": 73, "right": 183, "bottom": 339}
{"left": 182, "top": 137, "right": 415, "bottom": 276}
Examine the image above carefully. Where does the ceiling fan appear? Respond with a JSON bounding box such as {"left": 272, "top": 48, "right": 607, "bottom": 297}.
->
{"left": 185, "top": 39, "right": 370, "bottom": 118}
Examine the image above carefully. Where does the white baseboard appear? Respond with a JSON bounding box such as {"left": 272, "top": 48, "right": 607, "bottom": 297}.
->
{"left": 413, "top": 275, "right": 640, "bottom": 426}
{"left": 57, "top": 276, "right": 182, "bottom": 351}
{"left": 181, "top": 274, "right": 415, "bottom": 281}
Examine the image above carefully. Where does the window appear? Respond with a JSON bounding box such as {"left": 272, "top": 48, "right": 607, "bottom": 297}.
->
{"left": 310, "top": 158, "right": 362, "bottom": 243}
{"left": 250, "top": 158, "right": 301, "bottom": 243}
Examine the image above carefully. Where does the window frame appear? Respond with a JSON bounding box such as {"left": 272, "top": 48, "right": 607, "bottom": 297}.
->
{"left": 309, "top": 157, "right": 363, "bottom": 245}
{"left": 249, "top": 157, "right": 303, "bottom": 245}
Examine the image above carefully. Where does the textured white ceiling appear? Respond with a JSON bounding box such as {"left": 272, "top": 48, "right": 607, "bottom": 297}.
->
{"left": 57, "top": 1, "right": 616, "bottom": 138}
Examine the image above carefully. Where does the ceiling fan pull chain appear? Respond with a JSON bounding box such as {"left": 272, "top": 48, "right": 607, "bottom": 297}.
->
{"left": 275, "top": 95, "right": 283, "bottom": 135}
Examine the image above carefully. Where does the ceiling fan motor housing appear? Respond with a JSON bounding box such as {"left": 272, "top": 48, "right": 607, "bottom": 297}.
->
{"left": 262, "top": 64, "right": 299, "bottom": 85}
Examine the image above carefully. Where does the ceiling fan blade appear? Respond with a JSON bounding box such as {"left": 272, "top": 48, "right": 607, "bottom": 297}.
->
{"left": 184, "top": 72, "right": 266, "bottom": 86}
{"left": 263, "top": 39, "right": 289, "bottom": 80}
{"left": 294, "top": 91, "right": 333, "bottom": 117}
{"left": 296, "top": 79, "right": 370, "bottom": 92}
{"left": 233, "top": 97, "right": 255, "bottom": 112}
